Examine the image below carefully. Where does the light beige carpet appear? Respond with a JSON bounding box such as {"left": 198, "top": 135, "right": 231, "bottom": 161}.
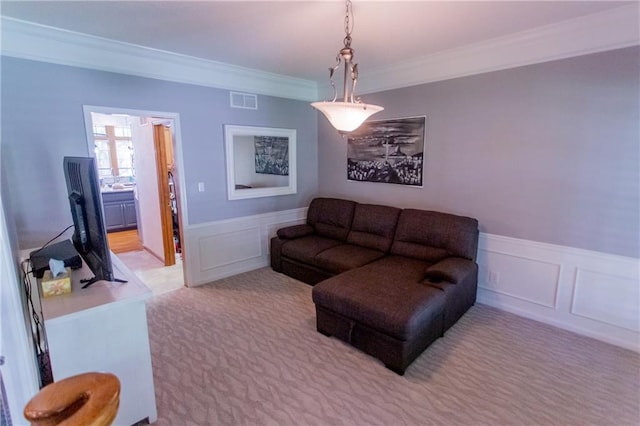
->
{"left": 145, "top": 268, "right": 639, "bottom": 425}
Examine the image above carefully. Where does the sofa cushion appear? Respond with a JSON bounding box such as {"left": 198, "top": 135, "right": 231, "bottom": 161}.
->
{"left": 314, "top": 244, "right": 385, "bottom": 274}
{"left": 347, "top": 255, "right": 432, "bottom": 283}
{"left": 312, "top": 256, "right": 445, "bottom": 340}
{"left": 281, "top": 236, "right": 343, "bottom": 265}
{"left": 347, "top": 203, "right": 401, "bottom": 252}
{"left": 391, "top": 209, "right": 479, "bottom": 261}
{"left": 389, "top": 243, "right": 450, "bottom": 263}
{"left": 307, "top": 198, "right": 356, "bottom": 241}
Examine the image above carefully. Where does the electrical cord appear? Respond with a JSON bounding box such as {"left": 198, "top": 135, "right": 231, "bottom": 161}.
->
{"left": 23, "top": 224, "right": 75, "bottom": 353}
{"left": 28, "top": 224, "right": 74, "bottom": 257}
{"left": 21, "top": 224, "right": 74, "bottom": 386}
{"left": 21, "top": 259, "right": 44, "bottom": 355}
{"left": 22, "top": 257, "right": 56, "bottom": 386}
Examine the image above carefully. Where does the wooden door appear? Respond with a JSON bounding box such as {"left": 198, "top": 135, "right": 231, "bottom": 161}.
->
{"left": 153, "top": 124, "right": 175, "bottom": 266}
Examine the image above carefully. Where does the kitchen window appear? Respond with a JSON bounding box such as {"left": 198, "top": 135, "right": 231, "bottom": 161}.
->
{"left": 93, "top": 125, "right": 134, "bottom": 179}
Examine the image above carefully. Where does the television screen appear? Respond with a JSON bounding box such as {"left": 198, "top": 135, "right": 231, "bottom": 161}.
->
{"left": 63, "top": 156, "right": 115, "bottom": 287}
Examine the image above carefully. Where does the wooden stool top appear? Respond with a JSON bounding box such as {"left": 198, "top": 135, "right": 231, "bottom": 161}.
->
{"left": 24, "top": 372, "right": 120, "bottom": 426}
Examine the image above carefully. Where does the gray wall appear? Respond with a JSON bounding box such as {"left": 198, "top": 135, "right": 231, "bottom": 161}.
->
{"left": 318, "top": 47, "right": 640, "bottom": 258}
{"left": 1, "top": 57, "right": 318, "bottom": 248}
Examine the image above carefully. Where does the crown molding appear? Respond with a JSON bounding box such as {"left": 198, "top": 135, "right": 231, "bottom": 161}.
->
{"left": 358, "top": 4, "right": 640, "bottom": 94}
{"left": 0, "top": 17, "right": 319, "bottom": 102}
{"left": 2, "top": 4, "right": 638, "bottom": 100}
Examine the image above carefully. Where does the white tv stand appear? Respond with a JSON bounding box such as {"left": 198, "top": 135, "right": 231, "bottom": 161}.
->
{"left": 38, "top": 252, "right": 157, "bottom": 425}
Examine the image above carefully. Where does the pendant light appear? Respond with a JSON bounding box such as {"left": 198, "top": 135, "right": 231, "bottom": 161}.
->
{"left": 311, "top": 0, "right": 383, "bottom": 133}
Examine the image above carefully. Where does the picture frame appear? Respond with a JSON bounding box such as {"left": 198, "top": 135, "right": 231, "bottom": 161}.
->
{"left": 224, "top": 125, "right": 297, "bottom": 200}
{"left": 347, "top": 116, "right": 425, "bottom": 186}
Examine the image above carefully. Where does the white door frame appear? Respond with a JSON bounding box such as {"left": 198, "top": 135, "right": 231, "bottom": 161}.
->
{"left": 81, "top": 105, "right": 190, "bottom": 285}
{"left": 0, "top": 197, "right": 40, "bottom": 420}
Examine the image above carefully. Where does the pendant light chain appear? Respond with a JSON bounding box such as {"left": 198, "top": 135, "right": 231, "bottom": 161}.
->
{"left": 344, "top": 0, "right": 353, "bottom": 48}
{"left": 311, "top": 0, "right": 384, "bottom": 133}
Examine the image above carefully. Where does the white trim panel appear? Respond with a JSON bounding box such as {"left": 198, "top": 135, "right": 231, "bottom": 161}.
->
{"left": 359, "top": 4, "right": 640, "bottom": 94}
{"left": 478, "top": 250, "right": 561, "bottom": 309}
{"left": 0, "top": 17, "right": 318, "bottom": 102}
{"left": 198, "top": 227, "right": 262, "bottom": 271}
{"left": 477, "top": 233, "right": 640, "bottom": 352}
{"left": 0, "top": 198, "right": 40, "bottom": 421}
{"left": 184, "top": 207, "right": 307, "bottom": 286}
{"left": 572, "top": 269, "right": 639, "bottom": 332}
{"left": 3, "top": 5, "right": 638, "bottom": 99}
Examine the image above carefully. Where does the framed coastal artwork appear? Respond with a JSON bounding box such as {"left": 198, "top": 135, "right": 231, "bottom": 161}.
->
{"left": 347, "top": 116, "right": 425, "bottom": 186}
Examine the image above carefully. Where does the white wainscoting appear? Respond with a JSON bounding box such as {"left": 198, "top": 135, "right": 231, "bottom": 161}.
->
{"left": 183, "top": 209, "right": 639, "bottom": 352}
{"left": 477, "top": 234, "right": 640, "bottom": 352}
{"left": 183, "top": 207, "right": 307, "bottom": 286}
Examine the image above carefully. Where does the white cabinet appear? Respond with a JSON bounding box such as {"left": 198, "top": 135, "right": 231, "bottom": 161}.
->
{"left": 41, "top": 254, "right": 157, "bottom": 425}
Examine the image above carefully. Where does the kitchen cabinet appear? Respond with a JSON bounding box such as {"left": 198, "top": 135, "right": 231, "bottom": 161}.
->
{"left": 102, "top": 190, "right": 137, "bottom": 231}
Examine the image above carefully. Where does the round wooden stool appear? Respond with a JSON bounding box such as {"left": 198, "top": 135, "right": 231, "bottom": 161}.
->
{"left": 24, "top": 372, "right": 120, "bottom": 426}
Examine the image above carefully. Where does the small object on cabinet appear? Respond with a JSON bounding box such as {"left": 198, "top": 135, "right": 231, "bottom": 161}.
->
{"left": 41, "top": 267, "right": 72, "bottom": 297}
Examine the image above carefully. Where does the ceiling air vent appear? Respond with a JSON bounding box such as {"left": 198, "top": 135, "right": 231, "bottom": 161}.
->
{"left": 230, "top": 92, "right": 258, "bottom": 110}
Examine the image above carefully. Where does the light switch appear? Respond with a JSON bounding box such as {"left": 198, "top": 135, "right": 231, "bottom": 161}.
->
{"left": 198, "top": 182, "right": 205, "bottom": 192}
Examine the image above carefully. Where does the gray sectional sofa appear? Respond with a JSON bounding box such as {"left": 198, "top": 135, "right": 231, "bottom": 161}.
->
{"left": 270, "top": 197, "right": 479, "bottom": 374}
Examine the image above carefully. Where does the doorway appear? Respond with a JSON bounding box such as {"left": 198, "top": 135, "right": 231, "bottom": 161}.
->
{"left": 83, "top": 106, "right": 188, "bottom": 294}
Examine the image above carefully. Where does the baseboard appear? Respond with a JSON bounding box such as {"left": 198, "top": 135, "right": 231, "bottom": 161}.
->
{"left": 142, "top": 245, "right": 164, "bottom": 264}
{"left": 182, "top": 210, "right": 639, "bottom": 352}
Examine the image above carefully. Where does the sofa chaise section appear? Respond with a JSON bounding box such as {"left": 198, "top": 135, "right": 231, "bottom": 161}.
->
{"left": 270, "top": 197, "right": 479, "bottom": 374}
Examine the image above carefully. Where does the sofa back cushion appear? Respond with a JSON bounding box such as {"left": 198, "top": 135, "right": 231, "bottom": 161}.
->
{"left": 307, "top": 198, "right": 356, "bottom": 241}
{"left": 391, "top": 209, "right": 479, "bottom": 261}
{"left": 347, "top": 204, "right": 401, "bottom": 252}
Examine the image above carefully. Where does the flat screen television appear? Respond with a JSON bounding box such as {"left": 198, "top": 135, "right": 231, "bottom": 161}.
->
{"left": 63, "top": 156, "right": 123, "bottom": 287}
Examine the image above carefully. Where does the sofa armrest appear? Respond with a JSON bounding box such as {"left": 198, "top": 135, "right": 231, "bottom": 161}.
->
{"left": 277, "top": 224, "right": 314, "bottom": 239}
{"left": 424, "top": 257, "right": 475, "bottom": 284}
{"left": 270, "top": 236, "right": 284, "bottom": 272}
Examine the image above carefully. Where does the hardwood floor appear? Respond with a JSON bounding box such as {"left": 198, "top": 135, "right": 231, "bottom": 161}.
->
{"left": 107, "top": 229, "right": 143, "bottom": 253}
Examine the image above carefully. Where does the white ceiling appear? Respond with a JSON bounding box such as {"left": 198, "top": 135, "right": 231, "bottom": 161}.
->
{"left": 1, "top": 0, "right": 635, "bottom": 85}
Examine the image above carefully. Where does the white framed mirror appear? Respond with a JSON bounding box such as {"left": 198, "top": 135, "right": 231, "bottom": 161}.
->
{"left": 224, "top": 125, "right": 297, "bottom": 200}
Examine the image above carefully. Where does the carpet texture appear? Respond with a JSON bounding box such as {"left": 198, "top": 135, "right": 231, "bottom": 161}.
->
{"left": 145, "top": 268, "right": 639, "bottom": 425}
